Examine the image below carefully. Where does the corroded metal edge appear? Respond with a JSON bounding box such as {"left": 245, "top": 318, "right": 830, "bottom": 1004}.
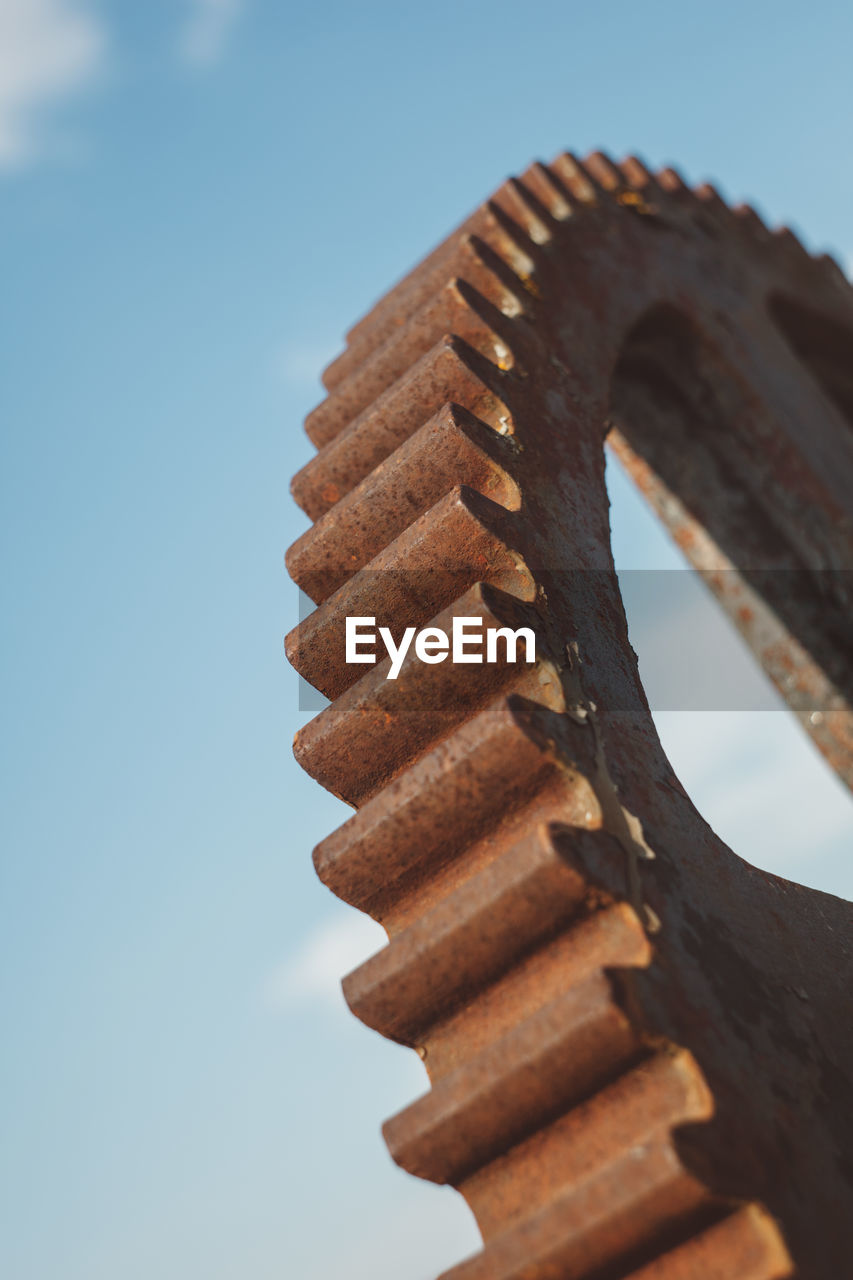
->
{"left": 286, "top": 150, "right": 853, "bottom": 1278}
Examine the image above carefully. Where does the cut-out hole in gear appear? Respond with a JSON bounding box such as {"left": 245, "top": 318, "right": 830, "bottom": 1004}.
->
{"left": 605, "top": 448, "right": 853, "bottom": 903}
{"left": 607, "top": 300, "right": 853, "bottom": 789}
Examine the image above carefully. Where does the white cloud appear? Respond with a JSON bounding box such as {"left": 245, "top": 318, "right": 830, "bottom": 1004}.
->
{"left": 0, "top": 0, "right": 105, "bottom": 168}
{"left": 654, "top": 710, "right": 853, "bottom": 895}
{"left": 607, "top": 451, "right": 852, "bottom": 897}
{"left": 179, "top": 0, "right": 244, "bottom": 67}
{"left": 263, "top": 911, "right": 387, "bottom": 1011}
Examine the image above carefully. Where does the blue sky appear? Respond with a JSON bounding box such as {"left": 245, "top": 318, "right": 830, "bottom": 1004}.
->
{"left": 1, "top": 2, "right": 851, "bottom": 1277}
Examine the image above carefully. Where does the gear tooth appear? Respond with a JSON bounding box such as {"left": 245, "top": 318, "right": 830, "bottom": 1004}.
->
{"left": 311, "top": 694, "right": 569, "bottom": 918}
{"left": 286, "top": 145, "right": 846, "bottom": 1280}
{"left": 509, "top": 175, "right": 557, "bottom": 236}
{"left": 517, "top": 161, "right": 573, "bottom": 221}
{"left": 771, "top": 224, "right": 810, "bottom": 261}
{"left": 467, "top": 233, "right": 532, "bottom": 317}
{"left": 733, "top": 202, "right": 770, "bottom": 239}
{"left": 305, "top": 278, "right": 521, "bottom": 448}
{"left": 341, "top": 200, "right": 522, "bottom": 353}
{"left": 482, "top": 199, "right": 540, "bottom": 273}
{"left": 292, "top": 336, "right": 513, "bottom": 520}
{"left": 695, "top": 180, "right": 730, "bottom": 216}
{"left": 286, "top": 486, "right": 533, "bottom": 699}
{"left": 550, "top": 151, "right": 601, "bottom": 203}
{"left": 383, "top": 907, "right": 653, "bottom": 1187}
{"left": 470, "top": 1043, "right": 713, "bottom": 1218}
{"left": 623, "top": 1206, "right": 792, "bottom": 1280}
{"left": 619, "top": 154, "right": 656, "bottom": 190}
{"left": 337, "top": 205, "right": 539, "bottom": 381}
{"left": 294, "top": 585, "right": 554, "bottom": 805}
{"left": 340, "top": 206, "right": 482, "bottom": 353}
{"left": 492, "top": 176, "right": 555, "bottom": 245}
{"left": 288, "top": 406, "right": 520, "bottom": 603}
{"left": 583, "top": 149, "right": 624, "bottom": 191}
{"left": 534, "top": 162, "right": 583, "bottom": 215}
{"left": 322, "top": 236, "right": 529, "bottom": 392}
{"left": 433, "top": 1050, "right": 715, "bottom": 1280}
{"left": 815, "top": 250, "right": 851, "bottom": 286}
{"left": 658, "top": 164, "right": 689, "bottom": 193}
{"left": 342, "top": 824, "right": 592, "bottom": 1041}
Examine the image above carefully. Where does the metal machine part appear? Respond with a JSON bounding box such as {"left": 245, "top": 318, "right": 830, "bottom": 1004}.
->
{"left": 286, "top": 151, "right": 853, "bottom": 1278}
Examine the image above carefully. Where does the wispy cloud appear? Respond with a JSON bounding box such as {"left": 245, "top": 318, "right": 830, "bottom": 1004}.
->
{"left": 179, "top": 0, "right": 245, "bottom": 67}
{"left": 654, "top": 709, "right": 853, "bottom": 893}
{"left": 0, "top": 0, "right": 106, "bottom": 168}
{"left": 263, "top": 911, "right": 386, "bottom": 1012}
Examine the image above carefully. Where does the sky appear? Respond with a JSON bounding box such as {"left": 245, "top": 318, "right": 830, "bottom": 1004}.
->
{"left": 0, "top": 2, "right": 851, "bottom": 1278}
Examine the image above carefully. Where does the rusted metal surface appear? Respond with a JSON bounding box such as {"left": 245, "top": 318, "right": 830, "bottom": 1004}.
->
{"left": 286, "top": 150, "right": 853, "bottom": 1277}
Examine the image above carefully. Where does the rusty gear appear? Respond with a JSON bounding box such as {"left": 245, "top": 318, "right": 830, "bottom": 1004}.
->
{"left": 286, "top": 150, "right": 853, "bottom": 1278}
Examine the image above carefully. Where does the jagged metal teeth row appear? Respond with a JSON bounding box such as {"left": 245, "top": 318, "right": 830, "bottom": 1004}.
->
{"left": 286, "top": 149, "right": 798, "bottom": 1279}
